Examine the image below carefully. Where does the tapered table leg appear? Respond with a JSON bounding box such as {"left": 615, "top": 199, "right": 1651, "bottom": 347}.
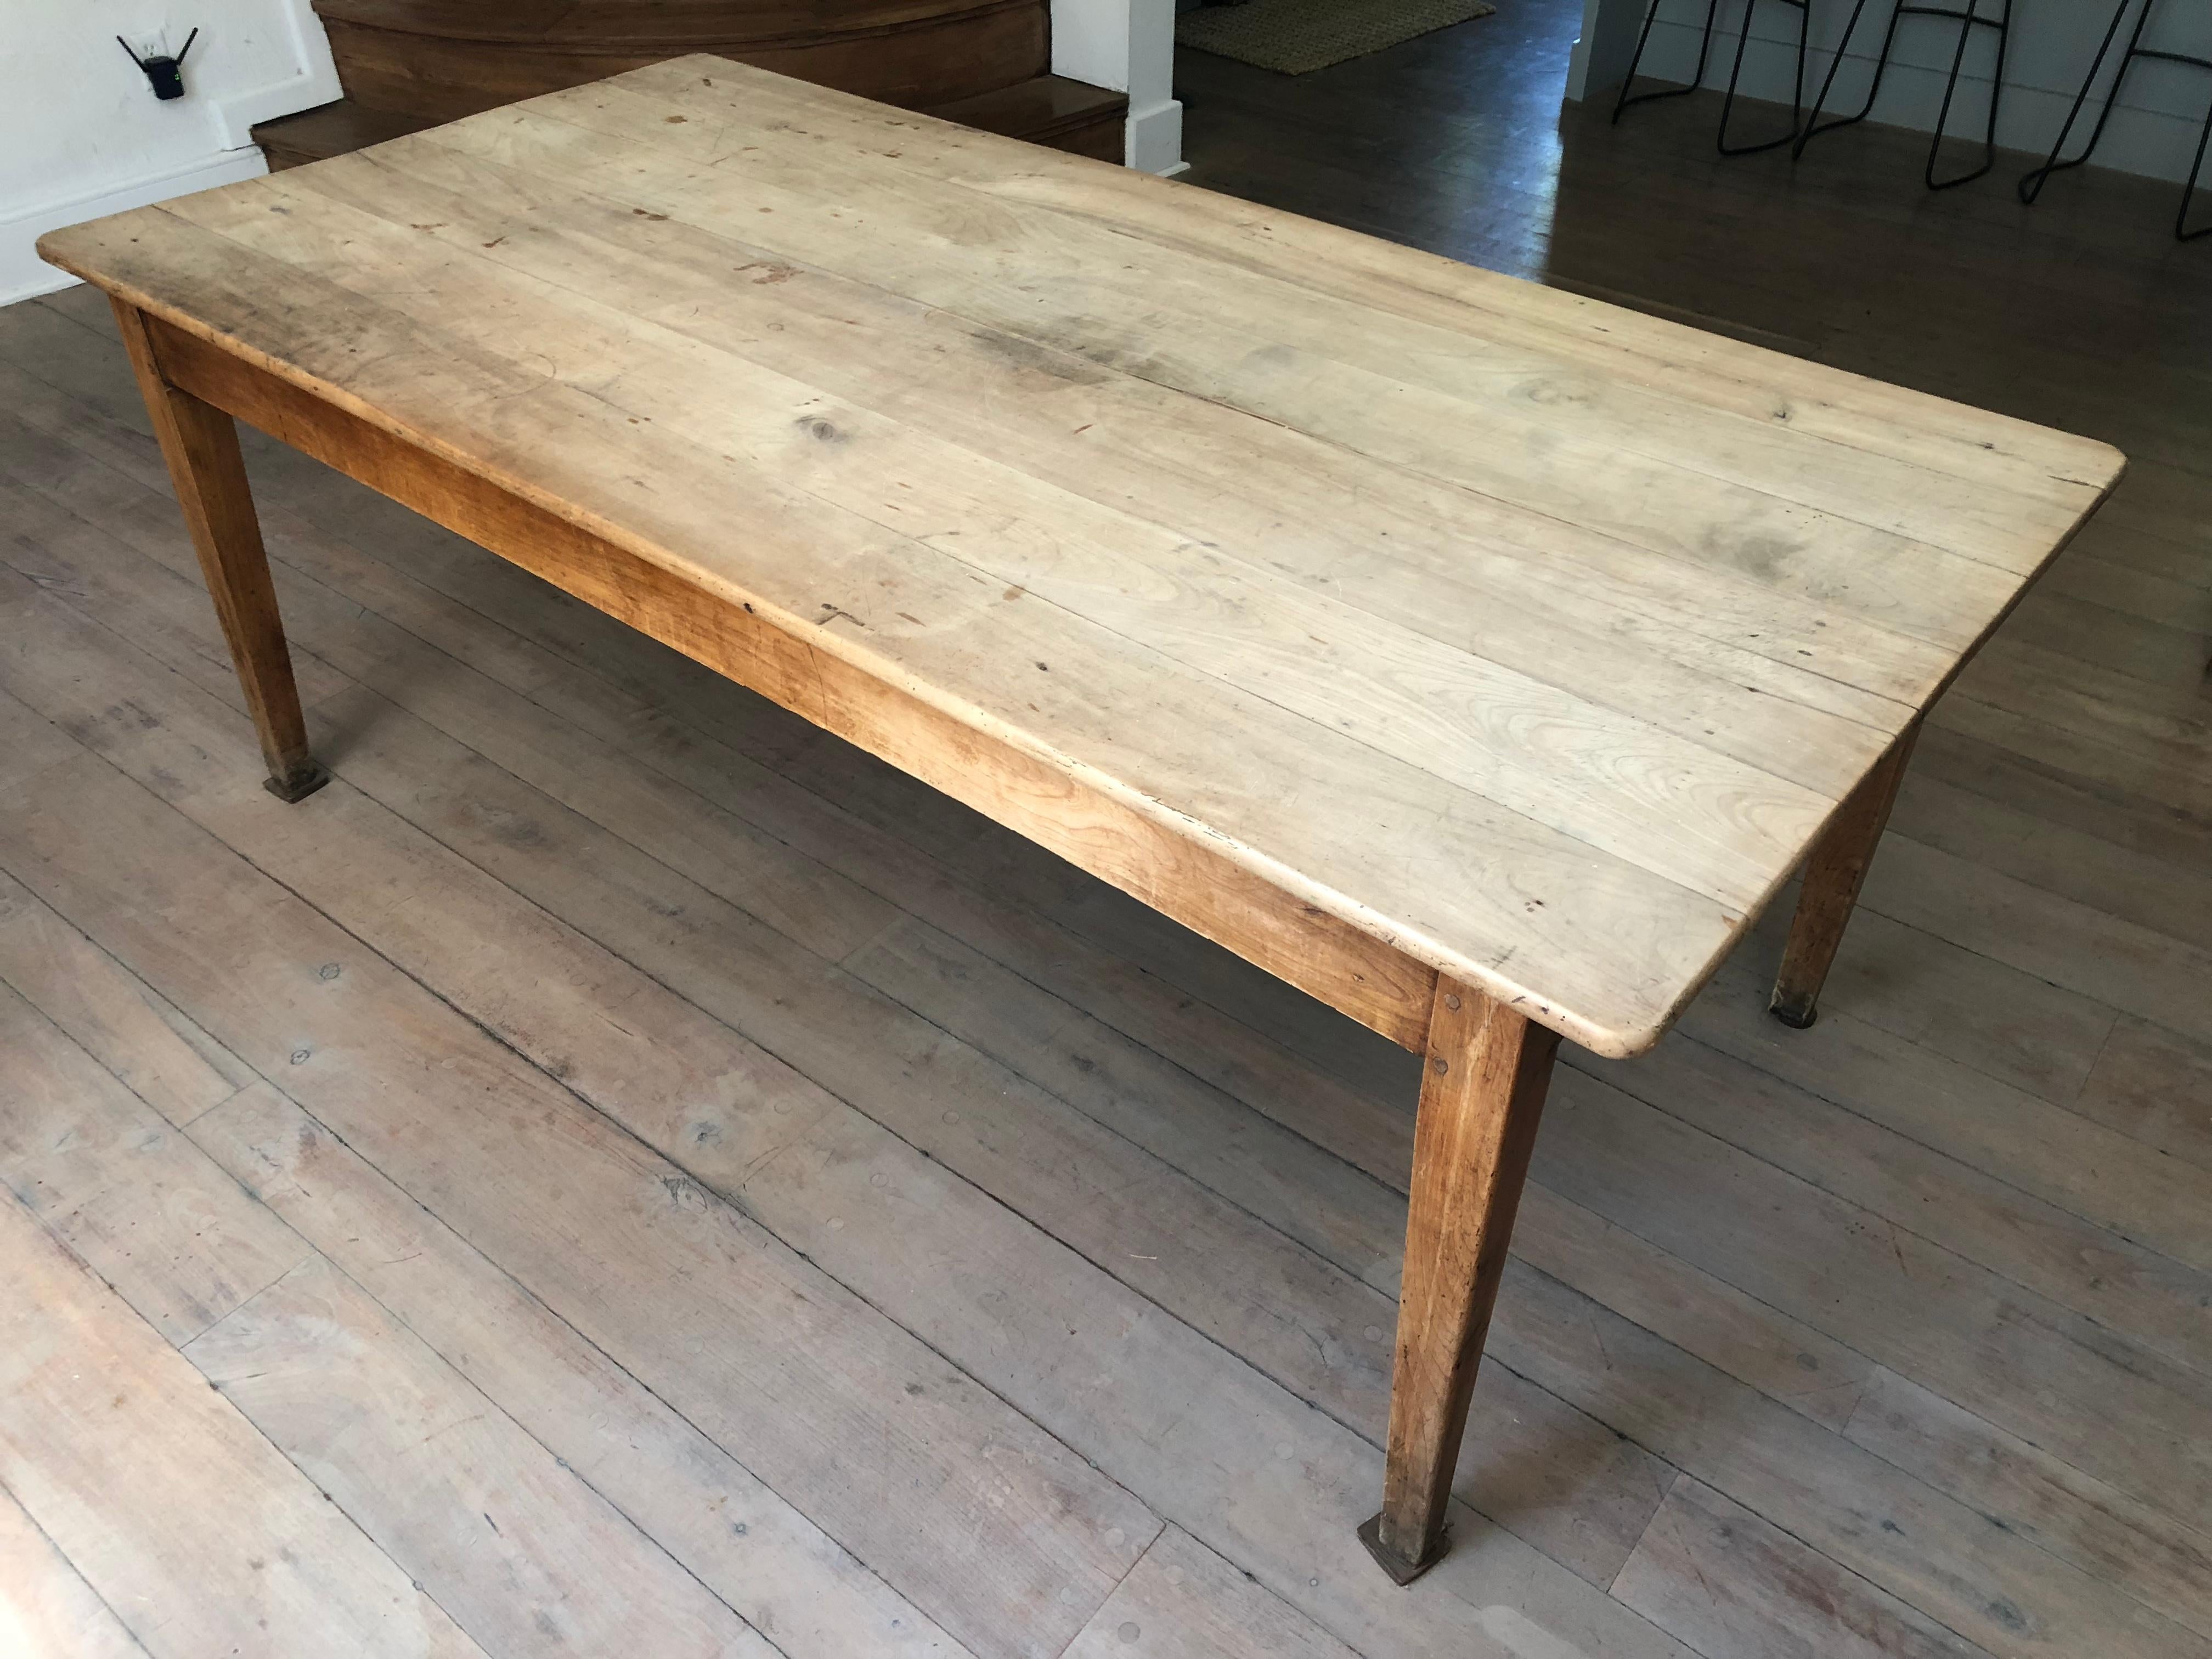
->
{"left": 110, "top": 300, "right": 327, "bottom": 803}
{"left": 1769, "top": 724, "right": 1920, "bottom": 1029}
{"left": 1362, "top": 976, "right": 1560, "bottom": 1585}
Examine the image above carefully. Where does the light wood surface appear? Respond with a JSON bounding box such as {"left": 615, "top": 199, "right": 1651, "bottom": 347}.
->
{"left": 193, "top": 1083, "right": 979, "bottom": 1659}
{"left": 0, "top": 1186, "right": 490, "bottom": 1659}
{"left": 123, "top": 309, "right": 1443, "bottom": 1048}
{"left": 1367, "top": 978, "right": 1560, "bottom": 1578}
{"left": 0, "top": 75, "right": 2208, "bottom": 1644}
{"left": 25, "top": 48, "right": 2131, "bottom": 1602}
{"left": 182, "top": 1254, "right": 785, "bottom": 1659}
{"left": 8, "top": 18, "right": 2200, "bottom": 1650}
{"left": 35, "top": 53, "right": 2123, "bottom": 1057}
{"left": 110, "top": 301, "right": 326, "bottom": 803}
{"left": 1768, "top": 721, "right": 1919, "bottom": 1027}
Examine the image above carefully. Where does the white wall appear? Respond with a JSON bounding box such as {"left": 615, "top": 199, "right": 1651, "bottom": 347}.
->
{"left": 1, "top": 0, "right": 1169, "bottom": 306}
{"left": 1569, "top": 0, "right": 1650, "bottom": 101}
{"left": 1053, "top": 0, "right": 1187, "bottom": 173}
{"left": 2, "top": 1, "right": 340, "bottom": 306}
{"left": 1572, "top": 0, "right": 2212, "bottom": 188}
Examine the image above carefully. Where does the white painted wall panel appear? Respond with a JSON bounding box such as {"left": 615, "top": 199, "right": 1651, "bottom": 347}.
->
{"left": 2, "top": 1, "right": 340, "bottom": 304}
{"left": 1578, "top": 0, "right": 2212, "bottom": 187}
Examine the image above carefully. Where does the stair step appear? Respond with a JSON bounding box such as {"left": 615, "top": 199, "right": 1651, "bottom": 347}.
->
{"left": 314, "top": 0, "right": 1015, "bottom": 50}
{"left": 251, "top": 100, "right": 437, "bottom": 170}
{"left": 313, "top": 0, "right": 1052, "bottom": 122}
{"left": 253, "top": 73, "right": 1125, "bottom": 171}
{"left": 929, "top": 75, "right": 1127, "bottom": 161}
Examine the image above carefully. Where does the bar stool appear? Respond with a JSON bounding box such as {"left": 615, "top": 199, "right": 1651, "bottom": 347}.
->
{"left": 1793, "top": 0, "right": 2013, "bottom": 188}
{"left": 1613, "top": 0, "right": 1816, "bottom": 156}
{"left": 2019, "top": 0, "right": 2212, "bottom": 239}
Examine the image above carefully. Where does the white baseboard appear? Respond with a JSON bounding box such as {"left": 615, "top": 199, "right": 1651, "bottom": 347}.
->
{"left": 3, "top": 0, "right": 336, "bottom": 309}
{"left": 1127, "top": 96, "right": 1187, "bottom": 174}
{"left": 2, "top": 149, "right": 270, "bottom": 309}
{"left": 1567, "top": 0, "right": 1645, "bottom": 102}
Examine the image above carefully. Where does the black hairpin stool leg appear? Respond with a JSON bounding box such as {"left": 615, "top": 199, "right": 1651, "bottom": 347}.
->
{"left": 1796, "top": 0, "right": 1884, "bottom": 152}
{"left": 2020, "top": 0, "right": 2149, "bottom": 206}
{"left": 2177, "top": 97, "right": 2212, "bottom": 238}
{"left": 1924, "top": 0, "right": 2012, "bottom": 187}
{"left": 1797, "top": 0, "right": 2012, "bottom": 188}
{"left": 1718, "top": 0, "right": 1813, "bottom": 154}
{"left": 1611, "top": 0, "right": 1810, "bottom": 160}
{"left": 1615, "top": 0, "right": 1725, "bottom": 123}
{"left": 2017, "top": 0, "right": 2212, "bottom": 238}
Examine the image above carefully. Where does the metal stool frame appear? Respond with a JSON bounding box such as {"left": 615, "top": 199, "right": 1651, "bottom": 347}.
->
{"left": 1794, "top": 0, "right": 2014, "bottom": 188}
{"left": 2019, "top": 0, "right": 2212, "bottom": 240}
{"left": 1614, "top": 0, "right": 1816, "bottom": 157}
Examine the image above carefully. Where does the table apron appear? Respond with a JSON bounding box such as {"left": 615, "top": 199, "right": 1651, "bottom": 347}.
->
{"left": 148, "top": 314, "right": 1438, "bottom": 1051}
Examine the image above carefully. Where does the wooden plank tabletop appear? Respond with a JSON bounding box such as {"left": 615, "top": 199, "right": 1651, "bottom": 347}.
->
{"left": 37, "top": 55, "right": 2125, "bottom": 1057}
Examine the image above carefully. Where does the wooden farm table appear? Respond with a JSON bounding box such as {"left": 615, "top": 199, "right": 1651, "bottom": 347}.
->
{"left": 41, "top": 57, "right": 2125, "bottom": 1584}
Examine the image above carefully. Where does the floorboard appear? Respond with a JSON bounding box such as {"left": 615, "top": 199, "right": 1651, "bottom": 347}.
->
{"left": 0, "top": 1183, "right": 488, "bottom": 1658}
{"left": 183, "top": 1255, "right": 784, "bottom": 1659}
{"left": 0, "top": 1479, "right": 149, "bottom": 1659}
{"left": 190, "top": 1082, "right": 979, "bottom": 1659}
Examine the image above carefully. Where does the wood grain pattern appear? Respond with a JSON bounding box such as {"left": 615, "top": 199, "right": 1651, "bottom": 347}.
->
{"left": 0, "top": 612, "right": 1681, "bottom": 1659}
{"left": 1367, "top": 978, "right": 1559, "bottom": 1579}
{"left": 255, "top": 77, "right": 1129, "bottom": 172}
{"left": 1769, "top": 722, "right": 1920, "bottom": 1028}
{"left": 0, "top": 1480, "right": 148, "bottom": 1659}
{"left": 26, "top": 61, "right": 2131, "bottom": 1593}
{"left": 318, "top": 0, "right": 1049, "bottom": 120}
{"left": 146, "top": 315, "right": 1440, "bottom": 1049}
{"left": 110, "top": 300, "right": 326, "bottom": 802}
{"left": 0, "top": 741, "right": 1156, "bottom": 1659}
{"left": 0, "top": 1189, "right": 490, "bottom": 1659}
{"left": 1061, "top": 1527, "right": 1362, "bottom": 1658}
{"left": 0, "top": 980, "right": 308, "bottom": 1348}
{"left": 3, "top": 30, "right": 2207, "bottom": 1652}
{"left": 0, "top": 454, "right": 1681, "bottom": 1592}
{"left": 35, "top": 54, "right": 2124, "bottom": 1056}
{"left": 0, "top": 866, "right": 247, "bottom": 1126}
{"left": 1611, "top": 1476, "right": 1991, "bottom": 1659}
{"left": 190, "top": 1084, "right": 980, "bottom": 1659}
{"left": 182, "top": 1255, "right": 783, "bottom": 1659}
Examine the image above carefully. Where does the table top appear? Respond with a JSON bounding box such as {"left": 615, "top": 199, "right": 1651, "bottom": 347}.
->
{"left": 40, "top": 56, "right": 2125, "bottom": 1057}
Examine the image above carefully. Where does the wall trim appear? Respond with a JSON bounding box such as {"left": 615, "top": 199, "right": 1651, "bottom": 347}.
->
{"left": 1567, "top": 0, "right": 1645, "bottom": 102}
{"left": 2, "top": 149, "right": 269, "bottom": 308}
{"left": 208, "top": 0, "right": 345, "bottom": 151}
{"left": 4, "top": 0, "right": 338, "bottom": 308}
{"left": 1128, "top": 96, "right": 1188, "bottom": 174}
{"left": 1056, "top": 0, "right": 1184, "bottom": 173}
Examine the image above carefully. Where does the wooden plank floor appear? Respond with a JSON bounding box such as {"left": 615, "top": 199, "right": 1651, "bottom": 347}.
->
{"left": 4, "top": 12, "right": 2211, "bottom": 1652}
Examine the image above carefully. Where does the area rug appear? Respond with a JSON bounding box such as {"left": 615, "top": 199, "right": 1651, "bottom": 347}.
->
{"left": 1176, "top": 0, "right": 1496, "bottom": 75}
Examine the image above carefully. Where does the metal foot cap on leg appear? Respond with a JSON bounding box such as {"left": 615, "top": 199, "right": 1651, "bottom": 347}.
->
{"left": 1358, "top": 1513, "right": 1448, "bottom": 1587}
{"left": 263, "top": 760, "right": 331, "bottom": 804}
{"left": 1768, "top": 991, "right": 1818, "bottom": 1030}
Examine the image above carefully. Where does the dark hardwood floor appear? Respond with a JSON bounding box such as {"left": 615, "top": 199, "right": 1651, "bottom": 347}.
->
{"left": 1178, "top": 0, "right": 1586, "bottom": 278}
{"left": 1180, "top": 0, "right": 2212, "bottom": 443}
